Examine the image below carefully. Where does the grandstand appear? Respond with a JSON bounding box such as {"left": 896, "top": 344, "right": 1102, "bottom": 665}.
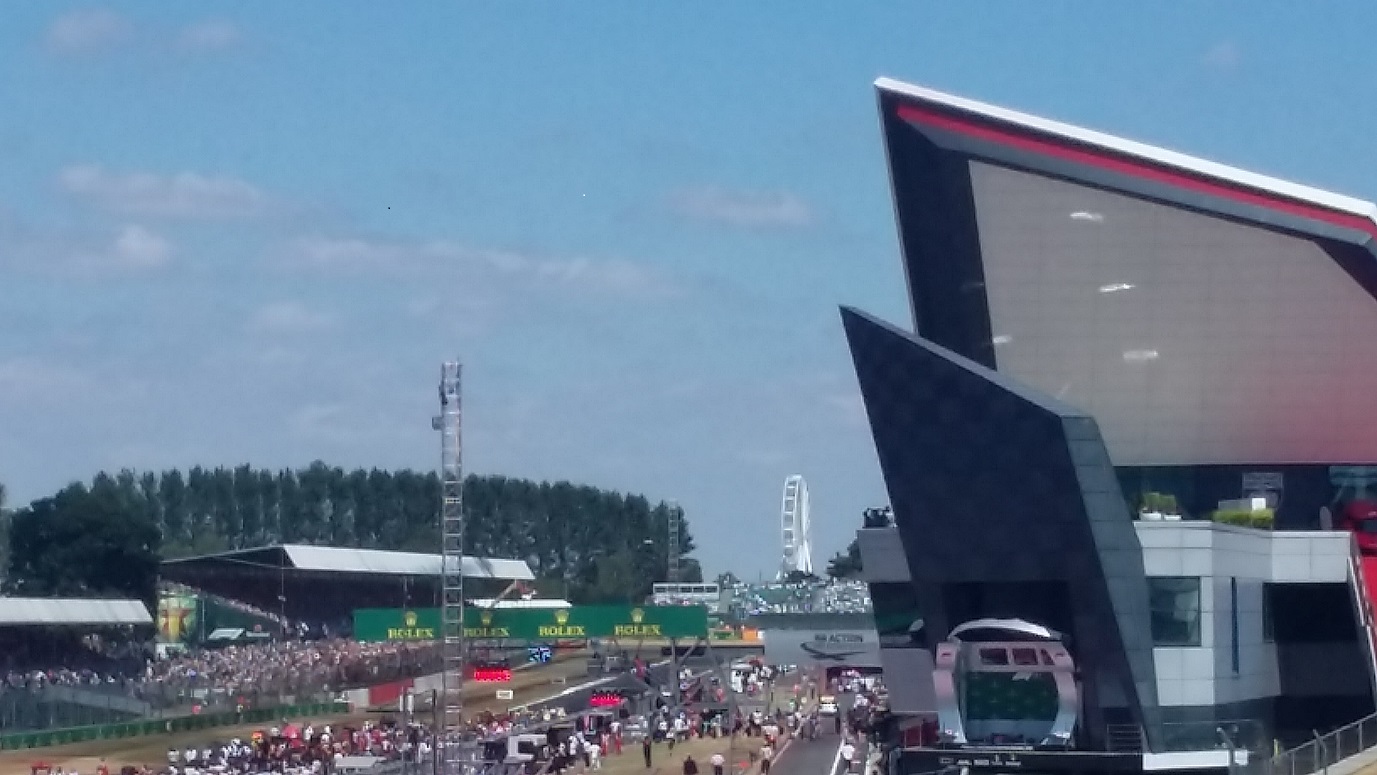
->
{"left": 0, "top": 597, "right": 154, "bottom": 731}
{"left": 160, "top": 544, "right": 535, "bottom": 634}
{"left": 726, "top": 578, "right": 871, "bottom": 619}
{"left": 0, "top": 545, "right": 536, "bottom": 735}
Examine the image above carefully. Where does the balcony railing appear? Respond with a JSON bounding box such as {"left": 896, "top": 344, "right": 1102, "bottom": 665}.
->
{"left": 1257, "top": 710, "right": 1377, "bottom": 775}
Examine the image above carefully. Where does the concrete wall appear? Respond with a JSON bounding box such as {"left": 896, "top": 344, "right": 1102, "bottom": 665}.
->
{"left": 1136, "top": 522, "right": 1351, "bottom": 709}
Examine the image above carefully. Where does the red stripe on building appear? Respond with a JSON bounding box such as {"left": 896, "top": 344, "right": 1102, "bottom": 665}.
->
{"left": 895, "top": 103, "right": 1377, "bottom": 241}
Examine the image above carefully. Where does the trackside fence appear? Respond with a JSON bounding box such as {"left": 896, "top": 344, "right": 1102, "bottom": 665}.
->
{"left": 0, "top": 699, "right": 350, "bottom": 752}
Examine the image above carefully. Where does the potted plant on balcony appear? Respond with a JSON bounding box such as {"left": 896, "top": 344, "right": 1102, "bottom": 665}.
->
{"left": 1211, "top": 508, "right": 1275, "bottom": 530}
{"left": 1139, "top": 492, "right": 1183, "bottom": 521}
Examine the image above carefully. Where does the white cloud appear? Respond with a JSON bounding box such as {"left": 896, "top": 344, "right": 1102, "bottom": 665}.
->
{"left": 282, "top": 235, "right": 677, "bottom": 298}
{"left": 247, "top": 301, "right": 335, "bottom": 335}
{"left": 1204, "top": 41, "right": 1241, "bottom": 71}
{"left": 1, "top": 212, "right": 172, "bottom": 275}
{"left": 111, "top": 224, "right": 172, "bottom": 268}
{"left": 5, "top": 223, "right": 174, "bottom": 274}
{"left": 46, "top": 9, "right": 132, "bottom": 55}
{"left": 0, "top": 360, "right": 83, "bottom": 400}
{"left": 668, "top": 185, "right": 815, "bottom": 229}
{"left": 58, "top": 164, "right": 270, "bottom": 219}
{"left": 176, "top": 19, "right": 241, "bottom": 53}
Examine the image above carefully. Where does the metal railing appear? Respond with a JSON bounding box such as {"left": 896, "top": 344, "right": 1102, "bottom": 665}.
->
{"left": 0, "top": 647, "right": 443, "bottom": 731}
{"left": 1162, "top": 719, "right": 1268, "bottom": 755}
{"left": 1103, "top": 720, "right": 1267, "bottom": 756}
{"left": 1260, "top": 711, "right": 1377, "bottom": 775}
{"left": 0, "top": 683, "right": 342, "bottom": 731}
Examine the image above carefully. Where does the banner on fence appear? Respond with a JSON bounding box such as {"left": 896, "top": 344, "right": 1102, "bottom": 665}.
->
{"left": 352, "top": 605, "right": 708, "bottom": 642}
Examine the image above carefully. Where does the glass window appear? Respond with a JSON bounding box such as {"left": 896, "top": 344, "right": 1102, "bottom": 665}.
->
{"left": 969, "top": 161, "right": 1377, "bottom": 466}
{"left": 1012, "top": 648, "right": 1039, "bottom": 666}
{"left": 1262, "top": 584, "right": 1275, "bottom": 643}
{"left": 1148, "top": 577, "right": 1202, "bottom": 646}
{"left": 978, "top": 648, "right": 1009, "bottom": 666}
{"left": 1230, "top": 578, "right": 1240, "bottom": 674}
{"left": 869, "top": 582, "right": 923, "bottom": 640}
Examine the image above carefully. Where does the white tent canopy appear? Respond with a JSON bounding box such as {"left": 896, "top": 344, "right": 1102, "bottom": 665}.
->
{"left": 0, "top": 597, "right": 153, "bottom": 627}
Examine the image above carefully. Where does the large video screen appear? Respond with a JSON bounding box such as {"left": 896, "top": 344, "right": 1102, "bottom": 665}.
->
{"left": 969, "top": 160, "right": 1377, "bottom": 466}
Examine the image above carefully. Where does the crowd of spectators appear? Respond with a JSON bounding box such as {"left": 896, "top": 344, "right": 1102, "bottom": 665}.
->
{"left": 1, "top": 634, "right": 441, "bottom": 714}
{"left": 135, "top": 638, "right": 442, "bottom": 709}
{"left": 124, "top": 718, "right": 438, "bottom": 775}
{"left": 1, "top": 629, "right": 151, "bottom": 697}
{"left": 727, "top": 579, "right": 871, "bottom": 616}
{"left": 78, "top": 709, "right": 573, "bottom": 775}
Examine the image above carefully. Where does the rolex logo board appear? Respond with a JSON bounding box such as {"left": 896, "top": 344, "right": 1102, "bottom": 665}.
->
{"left": 353, "top": 605, "right": 708, "bottom": 642}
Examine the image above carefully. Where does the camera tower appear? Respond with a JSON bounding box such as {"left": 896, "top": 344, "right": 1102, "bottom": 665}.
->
{"left": 434, "top": 362, "right": 468, "bottom": 773}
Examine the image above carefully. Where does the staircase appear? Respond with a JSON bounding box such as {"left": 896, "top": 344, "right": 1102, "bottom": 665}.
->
{"left": 1350, "top": 543, "right": 1377, "bottom": 704}
{"left": 1105, "top": 724, "right": 1145, "bottom": 753}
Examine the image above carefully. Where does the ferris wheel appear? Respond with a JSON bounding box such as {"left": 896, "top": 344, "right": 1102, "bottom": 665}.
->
{"left": 779, "top": 474, "right": 813, "bottom": 578}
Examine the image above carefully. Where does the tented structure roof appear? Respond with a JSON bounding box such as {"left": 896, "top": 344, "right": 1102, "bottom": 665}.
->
{"left": 0, "top": 597, "right": 153, "bottom": 627}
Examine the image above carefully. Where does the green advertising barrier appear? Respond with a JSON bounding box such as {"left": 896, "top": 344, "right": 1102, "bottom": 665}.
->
{"left": 353, "top": 607, "right": 443, "bottom": 641}
{"left": 353, "top": 605, "right": 709, "bottom": 642}
{"left": 0, "top": 701, "right": 348, "bottom": 752}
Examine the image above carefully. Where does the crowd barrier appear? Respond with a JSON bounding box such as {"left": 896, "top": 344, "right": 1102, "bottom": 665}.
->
{"left": 0, "top": 648, "right": 442, "bottom": 733}
{"left": 0, "top": 699, "right": 351, "bottom": 752}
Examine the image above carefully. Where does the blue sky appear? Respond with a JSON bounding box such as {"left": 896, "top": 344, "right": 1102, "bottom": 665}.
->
{"left": 3, "top": 2, "right": 1377, "bottom": 578}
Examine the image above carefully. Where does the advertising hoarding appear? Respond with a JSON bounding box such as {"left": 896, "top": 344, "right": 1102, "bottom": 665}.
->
{"left": 353, "top": 605, "right": 708, "bottom": 642}
{"left": 157, "top": 592, "right": 200, "bottom": 644}
{"left": 761, "top": 627, "right": 882, "bottom": 668}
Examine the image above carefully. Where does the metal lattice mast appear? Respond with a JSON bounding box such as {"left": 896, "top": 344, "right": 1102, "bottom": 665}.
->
{"left": 435, "top": 362, "right": 466, "bottom": 767}
{"left": 667, "top": 501, "right": 681, "bottom": 583}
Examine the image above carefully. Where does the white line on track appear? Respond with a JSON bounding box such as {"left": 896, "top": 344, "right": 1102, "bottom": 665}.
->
{"left": 826, "top": 739, "right": 845, "bottom": 775}
{"left": 510, "top": 658, "right": 675, "bottom": 711}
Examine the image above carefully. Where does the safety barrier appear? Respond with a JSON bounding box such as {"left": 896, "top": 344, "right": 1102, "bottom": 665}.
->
{"left": 1258, "top": 709, "right": 1377, "bottom": 775}
{"left": 0, "top": 699, "right": 350, "bottom": 752}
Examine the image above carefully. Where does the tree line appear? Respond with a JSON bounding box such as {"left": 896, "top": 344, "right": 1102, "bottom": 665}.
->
{"left": 0, "top": 464, "right": 701, "bottom": 607}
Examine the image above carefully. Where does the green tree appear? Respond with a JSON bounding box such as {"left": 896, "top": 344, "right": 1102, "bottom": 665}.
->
{"left": 234, "top": 464, "right": 262, "bottom": 548}
{"left": 17, "top": 465, "right": 703, "bottom": 605}
{"left": 826, "top": 538, "right": 863, "bottom": 579}
{"left": 7, "top": 483, "right": 161, "bottom": 607}
{"left": 159, "top": 469, "right": 189, "bottom": 547}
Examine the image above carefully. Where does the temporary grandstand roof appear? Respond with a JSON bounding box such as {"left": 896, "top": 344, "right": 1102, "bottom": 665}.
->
{"left": 162, "top": 543, "right": 535, "bottom": 581}
{"left": 0, "top": 597, "right": 154, "bottom": 627}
